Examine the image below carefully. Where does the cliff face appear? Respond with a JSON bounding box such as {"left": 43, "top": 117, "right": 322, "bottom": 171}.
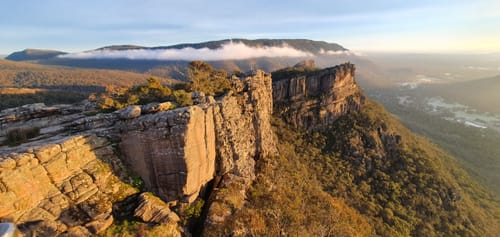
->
{"left": 119, "top": 105, "right": 217, "bottom": 203}
{"left": 0, "top": 70, "right": 276, "bottom": 236}
{"left": 0, "top": 64, "right": 359, "bottom": 235}
{"left": 205, "top": 71, "right": 277, "bottom": 229}
{"left": 273, "top": 63, "right": 365, "bottom": 129}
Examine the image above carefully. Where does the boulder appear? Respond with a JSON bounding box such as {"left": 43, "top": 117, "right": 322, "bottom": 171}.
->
{"left": 141, "top": 102, "right": 173, "bottom": 114}
{"left": 134, "top": 192, "right": 180, "bottom": 224}
{"left": 116, "top": 105, "right": 141, "bottom": 120}
{"left": 85, "top": 215, "right": 113, "bottom": 234}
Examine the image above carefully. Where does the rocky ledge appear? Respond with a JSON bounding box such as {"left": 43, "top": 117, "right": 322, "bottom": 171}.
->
{"left": 273, "top": 63, "right": 365, "bottom": 129}
{"left": 0, "top": 70, "right": 276, "bottom": 236}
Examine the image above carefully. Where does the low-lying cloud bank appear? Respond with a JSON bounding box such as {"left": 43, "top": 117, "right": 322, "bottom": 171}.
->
{"left": 59, "top": 42, "right": 352, "bottom": 61}
{"left": 319, "top": 48, "right": 360, "bottom": 56}
{"left": 60, "top": 42, "right": 317, "bottom": 61}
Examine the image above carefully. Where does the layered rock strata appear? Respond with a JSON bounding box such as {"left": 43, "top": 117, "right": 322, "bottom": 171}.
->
{"left": 0, "top": 70, "right": 277, "bottom": 235}
{"left": 0, "top": 63, "right": 360, "bottom": 235}
{"left": 0, "top": 135, "right": 138, "bottom": 236}
{"left": 273, "top": 63, "right": 365, "bottom": 129}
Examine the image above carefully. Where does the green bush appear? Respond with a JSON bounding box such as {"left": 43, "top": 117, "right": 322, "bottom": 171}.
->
{"left": 131, "top": 176, "right": 144, "bottom": 190}
{"left": 181, "top": 199, "right": 205, "bottom": 225}
{"left": 171, "top": 89, "right": 193, "bottom": 107}
{"left": 5, "top": 126, "right": 40, "bottom": 146}
{"left": 187, "top": 61, "right": 231, "bottom": 96}
{"left": 95, "top": 61, "right": 231, "bottom": 112}
{"left": 95, "top": 77, "right": 173, "bottom": 112}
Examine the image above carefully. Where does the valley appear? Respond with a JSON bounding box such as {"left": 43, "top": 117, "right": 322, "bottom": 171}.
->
{"left": 0, "top": 39, "right": 499, "bottom": 236}
{"left": 2, "top": 1, "right": 499, "bottom": 236}
{"left": 363, "top": 53, "right": 500, "bottom": 195}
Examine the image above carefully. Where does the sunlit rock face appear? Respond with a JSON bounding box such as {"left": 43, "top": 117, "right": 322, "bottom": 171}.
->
{"left": 273, "top": 63, "right": 365, "bottom": 130}
{"left": 0, "top": 69, "right": 277, "bottom": 235}
{"left": 0, "top": 135, "right": 138, "bottom": 236}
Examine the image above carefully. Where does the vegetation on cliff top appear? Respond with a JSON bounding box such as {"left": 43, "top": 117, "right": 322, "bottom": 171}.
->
{"left": 0, "top": 59, "right": 180, "bottom": 110}
{"left": 279, "top": 100, "right": 499, "bottom": 236}
{"left": 94, "top": 61, "right": 232, "bottom": 111}
{"left": 271, "top": 63, "right": 320, "bottom": 81}
{"left": 203, "top": 120, "right": 373, "bottom": 236}
{"left": 94, "top": 77, "right": 181, "bottom": 112}
{"left": 212, "top": 97, "right": 499, "bottom": 236}
{"left": 187, "top": 61, "right": 231, "bottom": 96}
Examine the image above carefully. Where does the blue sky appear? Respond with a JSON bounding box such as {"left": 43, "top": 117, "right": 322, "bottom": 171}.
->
{"left": 1, "top": 0, "right": 499, "bottom": 54}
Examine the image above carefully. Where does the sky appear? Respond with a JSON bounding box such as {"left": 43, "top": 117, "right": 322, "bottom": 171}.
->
{"left": 1, "top": 0, "right": 499, "bottom": 55}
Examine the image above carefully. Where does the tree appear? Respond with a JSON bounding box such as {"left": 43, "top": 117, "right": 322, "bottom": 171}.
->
{"left": 188, "top": 61, "right": 213, "bottom": 93}
{"left": 187, "top": 61, "right": 230, "bottom": 96}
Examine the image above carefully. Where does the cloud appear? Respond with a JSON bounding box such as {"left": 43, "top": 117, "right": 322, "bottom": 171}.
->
{"left": 59, "top": 42, "right": 313, "bottom": 60}
{"left": 466, "top": 66, "right": 489, "bottom": 70}
{"left": 318, "top": 48, "right": 359, "bottom": 56}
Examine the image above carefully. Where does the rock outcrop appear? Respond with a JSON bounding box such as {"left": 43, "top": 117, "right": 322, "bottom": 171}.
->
{"left": 0, "top": 69, "right": 277, "bottom": 236}
{"left": 0, "top": 103, "right": 86, "bottom": 145}
{"left": 134, "top": 192, "right": 180, "bottom": 224}
{"left": 204, "top": 70, "right": 277, "bottom": 229}
{"left": 273, "top": 63, "right": 365, "bottom": 129}
{"left": 0, "top": 63, "right": 358, "bottom": 235}
{"left": 119, "top": 105, "right": 217, "bottom": 203}
{"left": 0, "top": 135, "right": 138, "bottom": 236}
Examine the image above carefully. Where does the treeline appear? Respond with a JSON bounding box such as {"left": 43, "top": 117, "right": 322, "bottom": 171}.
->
{"left": 271, "top": 65, "right": 320, "bottom": 81}
{"left": 0, "top": 59, "right": 178, "bottom": 90}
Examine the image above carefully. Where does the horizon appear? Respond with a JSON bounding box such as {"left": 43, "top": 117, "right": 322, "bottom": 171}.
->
{"left": 1, "top": 0, "right": 500, "bottom": 55}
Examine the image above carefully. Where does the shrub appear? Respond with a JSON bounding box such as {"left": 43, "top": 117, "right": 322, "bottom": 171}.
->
{"left": 5, "top": 126, "right": 40, "bottom": 146}
{"left": 131, "top": 176, "right": 144, "bottom": 190}
{"left": 171, "top": 90, "right": 193, "bottom": 107}
{"left": 187, "top": 61, "right": 231, "bottom": 96}
{"left": 181, "top": 199, "right": 205, "bottom": 225}
{"left": 95, "top": 77, "right": 173, "bottom": 112}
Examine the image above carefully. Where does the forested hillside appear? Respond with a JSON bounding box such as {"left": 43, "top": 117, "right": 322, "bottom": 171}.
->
{"left": 219, "top": 99, "right": 500, "bottom": 236}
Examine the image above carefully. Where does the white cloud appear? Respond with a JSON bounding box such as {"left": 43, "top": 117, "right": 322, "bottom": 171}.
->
{"left": 59, "top": 42, "right": 313, "bottom": 60}
{"left": 318, "top": 48, "right": 359, "bottom": 56}
{"left": 466, "top": 66, "right": 489, "bottom": 70}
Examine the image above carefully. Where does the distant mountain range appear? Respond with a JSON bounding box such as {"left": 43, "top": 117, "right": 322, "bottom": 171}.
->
{"left": 6, "top": 39, "right": 346, "bottom": 61}
{"left": 94, "top": 39, "right": 347, "bottom": 52}
{"left": 5, "top": 49, "right": 67, "bottom": 61}
{"left": 4, "top": 39, "right": 389, "bottom": 88}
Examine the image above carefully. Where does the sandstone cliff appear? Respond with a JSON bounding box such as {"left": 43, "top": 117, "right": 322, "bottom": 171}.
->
{"left": 273, "top": 63, "right": 365, "bottom": 129}
{"left": 0, "top": 135, "right": 139, "bottom": 236}
{"left": 0, "top": 70, "right": 276, "bottom": 236}
{"left": 0, "top": 63, "right": 358, "bottom": 235}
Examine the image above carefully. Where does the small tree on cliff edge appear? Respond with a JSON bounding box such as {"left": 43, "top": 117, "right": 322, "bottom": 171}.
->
{"left": 187, "top": 61, "right": 231, "bottom": 96}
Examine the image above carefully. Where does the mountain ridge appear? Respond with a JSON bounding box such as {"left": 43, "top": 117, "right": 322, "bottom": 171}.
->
{"left": 0, "top": 62, "right": 498, "bottom": 236}
{"left": 5, "top": 49, "right": 67, "bottom": 61}
{"left": 7, "top": 39, "right": 347, "bottom": 57}
{"left": 4, "top": 39, "right": 389, "bottom": 89}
